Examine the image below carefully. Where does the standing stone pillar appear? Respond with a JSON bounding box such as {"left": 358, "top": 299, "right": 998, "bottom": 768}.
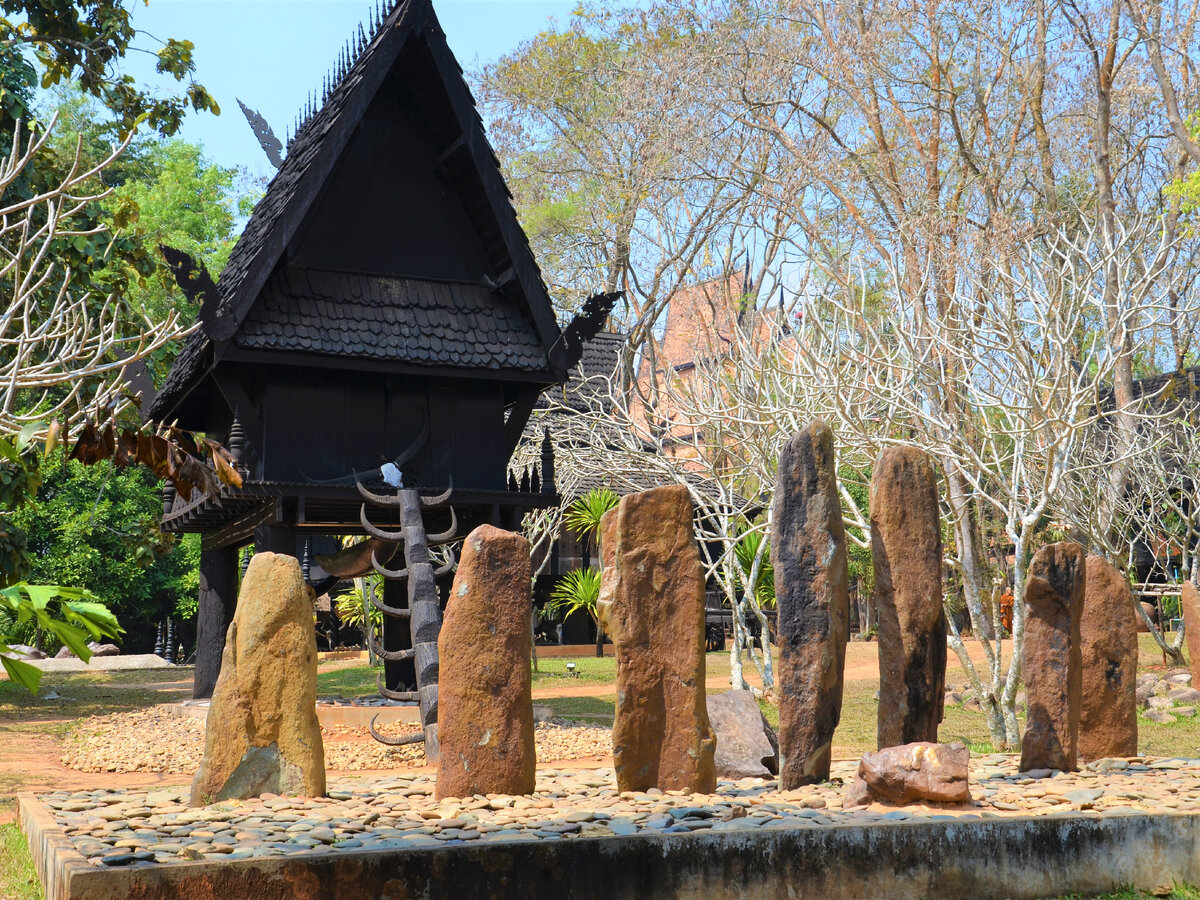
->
{"left": 604, "top": 485, "right": 716, "bottom": 794}
{"left": 193, "top": 546, "right": 239, "bottom": 699}
{"left": 771, "top": 422, "right": 850, "bottom": 786}
{"left": 1020, "top": 541, "right": 1084, "bottom": 772}
{"left": 871, "top": 447, "right": 946, "bottom": 749}
{"left": 190, "top": 552, "right": 325, "bottom": 805}
{"left": 436, "top": 525, "right": 535, "bottom": 799}
{"left": 1078, "top": 556, "right": 1138, "bottom": 762}
{"left": 1182, "top": 581, "right": 1200, "bottom": 688}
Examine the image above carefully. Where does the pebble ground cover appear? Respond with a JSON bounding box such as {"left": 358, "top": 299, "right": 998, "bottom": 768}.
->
{"left": 32, "top": 756, "right": 1200, "bottom": 868}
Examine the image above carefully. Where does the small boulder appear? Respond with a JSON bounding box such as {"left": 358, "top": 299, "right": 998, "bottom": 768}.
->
{"left": 8, "top": 644, "right": 45, "bottom": 660}
{"left": 707, "top": 690, "right": 778, "bottom": 779}
{"left": 844, "top": 742, "right": 971, "bottom": 807}
{"left": 1144, "top": 709, "right": 1177, "bottom": 725}
{"left": 1147, "top": 695, "right": 1174, "bottom": 710}
{"left": 1168, "top": 687, "right": 1200, "bottom": 703}
{"left": 88, "top": 643, "right": 120, "bottom": 657}
{"left": 54, "top": 646, "right": 74, "bottom": 659}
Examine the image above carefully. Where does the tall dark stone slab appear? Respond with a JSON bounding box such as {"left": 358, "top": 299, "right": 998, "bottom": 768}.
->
{"left": 771, "top": 421, "right": 850, "bottom": 786}
{"left": 1079, "top": 556, "right": 1137, "bottom": 762}
{"left": 1020, "top": 541, "right": 1084, "bottom": 772}
{"left": 871, "top": 447, "right": 946, "bottom": 749}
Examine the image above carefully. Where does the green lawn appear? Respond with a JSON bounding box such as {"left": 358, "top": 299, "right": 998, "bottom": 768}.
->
{"left": 1049, "top": 887, "right": 1200, "bottom": 900}
{"left": 1, "top": 823, "right": 42, "bottom": 900}
{"left": 531, "top": 655, "right": 617, "bottom": 686}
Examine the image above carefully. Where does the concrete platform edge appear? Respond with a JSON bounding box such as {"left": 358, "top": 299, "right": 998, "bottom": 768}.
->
{"left": 19, "top": 792, "right": 94, "bottom": 900}
{"left": 19, "top": 793, "right": 1200, "bottom": 900}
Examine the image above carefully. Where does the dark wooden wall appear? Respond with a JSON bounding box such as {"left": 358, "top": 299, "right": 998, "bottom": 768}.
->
{"left": 215, "top": 367, "right": 508, "bottom": 491}
{"left": 291, "top": 66, "right": 491, "bottom": 282}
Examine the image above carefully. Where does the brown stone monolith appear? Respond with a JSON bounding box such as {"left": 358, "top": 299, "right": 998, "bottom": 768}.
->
{"left": 605, "top": 485, "right": 716, "bottom": 793}
{"left": 1182, "top": 581, "right": 1200, "bottom": 690}
{"left": 1020, "top": 541, "right": 1085, "bottom": 772}
{"left": 1078, "top": 556, "right": 1138, "bottom": 762}
{"left": 870, "top": 446, "right": 946, "bottom": 749}
{"left": 190, "top": 552, "right": 325, "bottom": 806}
{"left": 436, "top": 525, "right": 535, "bottom": 799}
{"left": 771, "top": 421, "right": 849, "bottom": 786}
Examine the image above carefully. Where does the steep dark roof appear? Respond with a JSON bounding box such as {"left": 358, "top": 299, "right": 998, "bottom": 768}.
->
{"left": 236, "top": 268, "right": 546, "bottom": 370}
{"left": 150, "top": 0, "right": 562, "bottom": 421}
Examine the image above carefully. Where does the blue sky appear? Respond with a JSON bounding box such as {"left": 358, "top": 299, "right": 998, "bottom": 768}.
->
{"left": 123, "top": 0, "right": 575, "bottom": 179}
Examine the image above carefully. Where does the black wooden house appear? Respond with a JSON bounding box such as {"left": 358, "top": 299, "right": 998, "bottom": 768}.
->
{"left": 150, "top": 0, "right": 603, "bottom": 698}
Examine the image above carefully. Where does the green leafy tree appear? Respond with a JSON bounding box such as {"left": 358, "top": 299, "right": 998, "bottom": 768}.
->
{"left": 0, "top": 429, "right": 123, "bottom": 692}
{"left": 1, "top": 0, "right": 219, "bottom": 137}
{"left": 562, "top": 488, "right": 619, "bottom": 550}
{"left": 0, "top": 582, "right": 121, "bottom": 691}
{"left": 12, "top": 452, "right": 193, "bottom": 647}
{"left": 734, "top": 529, "right": 774, "bottom": 609}
{"left": 560, "top": 488, "right": 619, "bottom": 657}
{"left": 545, "top": 567, "right": 602, "bottom": 629}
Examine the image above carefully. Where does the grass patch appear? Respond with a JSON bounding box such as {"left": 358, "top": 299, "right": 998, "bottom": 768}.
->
{"left": 0, "top": 822, "right": 42, "bottom": 900}
{"left": 531, "top": 656, "right": 616, "bottom": 686}
{"left": 1045, "top": 885, "right": 1200, "bottom": 900}
{"left": 541, "top": 695, "right": 615, "bottom": 720}
{"left": 316, "top": 665, "right": 382, "bottom": 696}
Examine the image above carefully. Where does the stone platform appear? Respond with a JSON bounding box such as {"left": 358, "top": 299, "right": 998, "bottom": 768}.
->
{"left": 21, "top": 756, "right": 1200, "bottom": 899}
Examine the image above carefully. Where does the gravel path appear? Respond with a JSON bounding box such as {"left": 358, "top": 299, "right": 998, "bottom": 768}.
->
{"left": 36, "top": 755, "right": 1200, "bottom": 869}
{"left": 60, "top": 709, "right": 611, "bottom": 774}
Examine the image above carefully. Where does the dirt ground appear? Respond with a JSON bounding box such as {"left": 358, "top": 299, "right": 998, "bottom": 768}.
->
{"left": 0, "top": 636, "right": 1106, "bottom": 826}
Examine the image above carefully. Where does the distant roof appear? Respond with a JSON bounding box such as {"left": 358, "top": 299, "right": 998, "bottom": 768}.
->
{"left": 534, "top": 331, "right": 627, "bottom": 414}
{"left": 150, "top": 0, "right": 562, "bottom": 422}
{"left": 514, "top": 331, "right": 751, "bottom": 507}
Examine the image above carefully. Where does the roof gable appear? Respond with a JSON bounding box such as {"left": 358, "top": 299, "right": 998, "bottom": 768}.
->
{"left": 150, "top": 0, "right": 563, "bottom": 421}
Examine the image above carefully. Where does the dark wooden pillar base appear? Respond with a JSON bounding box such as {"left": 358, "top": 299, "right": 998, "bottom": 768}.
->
{"left": 384, "top": 577, "right": 415, "bottom": 692}
{"left": 193, "top": 546, "right": 240, "bottom": 699}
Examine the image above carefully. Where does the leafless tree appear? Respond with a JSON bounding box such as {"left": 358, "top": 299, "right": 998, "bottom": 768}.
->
{"left": 0, "top": 117, "right": 192, "bottom": 435}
